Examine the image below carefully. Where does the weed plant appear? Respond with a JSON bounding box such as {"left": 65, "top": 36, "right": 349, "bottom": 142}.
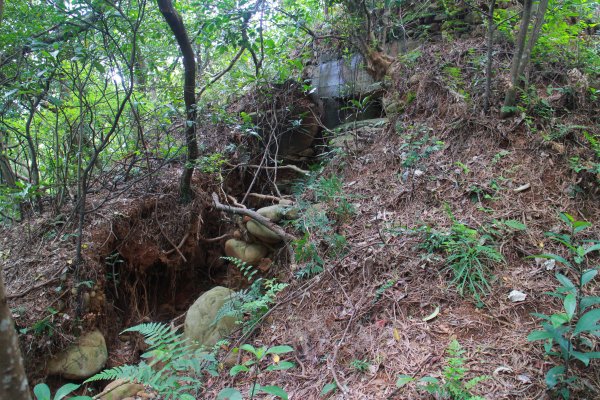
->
{"left": 396, "top": 339, "right": 488, "bottom": 399}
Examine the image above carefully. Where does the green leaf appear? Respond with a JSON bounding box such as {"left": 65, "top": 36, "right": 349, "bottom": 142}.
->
{"left": 266, "top": 345, "right": 294, "bottom": 355}
{"left": 216, "top": 388, "right": 243, "bottom": 400}
{"left": 54, "top": 383, "right": 81, "bottom": 400}
{"left": 581, "top": 269, "right": 598, "bottom": 285}
{"left": 33, "top": 383, "right": 51, "bottom": 400}
{"left": 551, "top": 313, "right": 570, "bottom": 327}
{"left": 556, "top": 273, "right": 576, "bottom": 291}
{"left": 229, "top": 364, "right": 249, "bottom": 376}
{"left": 571, "top": 350, "right": 592, "bottom": 366}
{"left": 321, "top": 382, "right": 337, "bottom": 397}
{"left": 581, "top": 296, "right": 600, "bottom": 311}
{"left": 396, "top": 374, "right": 415, "bottom": 387}
{"left": 546, "top": 365, "right": 565, "bottom": 389}
{"left": 584, "top": 243, "right": 600, "bottom": 256}
{"left": 266, "top": 361, "right": 295, "bottom": 371}
{"left": 258, "top": 385, "right": 289, "bottom": 399}
{"left": 502, "top": 219, "right": 527, "bottom": 230}
{"left": 574, "top": 309, "right": 600, "bottom": 335}
{"left": 572, "top": 220, "right": 592, "bottom": 233}
{"left": 559, "top": 212, "right": 575, "bottom": 225}
{"left": 240, "top": 344, "right": 257, "bottom": 355}
{"left": 564, "top": 294, "right": 576, "bottom": 320}
{"left": 527, "top": 330, "right": 554, "bottom": 342}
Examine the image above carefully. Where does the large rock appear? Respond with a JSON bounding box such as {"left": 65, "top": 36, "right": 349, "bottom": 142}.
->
{"left": 184, "top": 287, "right": 237, "bottom": 348}
{"left": 47, "top": 329, "right": 108, "bottom": 379}
{"left": 224, "top": 239, "right": 268, "bottom": 265}
{"left": 246, "top": 220, "right": 281, "bottom": 244}
{"left": 98, "top": 379, "right": 144, "bottom": 400}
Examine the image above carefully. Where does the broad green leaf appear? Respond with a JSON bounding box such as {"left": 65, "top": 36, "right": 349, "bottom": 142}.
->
{"left": 555, "top": 273, "right": 576, "bottom": 291}
{"left": 229, "top": 364, "right": 249, "bottom": 376}
{"left": 527, "top": 330, "right": 554, "bottom": 342}
{"left": 502, "top": 219, "right": 527, "bottom": 230}
{"left": 266, "top": 345, "right": 294, "bottom": 355}
{"left": 573, "top": 220, "right": 592, "bottom": 233}
{"left": 551, "top": 313, "right": 569, "bottom": 327}
{"left": 584, "top": 243, "right": 600, "bottom": 256}
{"left": 33, "top": 383, "right": 51, "bottom": 400}
{"left": 545, "top": 365, "right": 565, "bottom": 389}
{"left": 266, "top": 361, "right": 296, "bottom": 371}
{"left": 321, "top": 382, "right": 337, "bottom": 397}
{"left": 396, "top": 374, "right": 415, "bottom": 387}
{"left": 574, "top": 309, "right": 600, "bottom": 335}
{"left": 559, "top": 212, "right": 575, "bottom": 225}
{"left": 54, "top": 383, "right": 81, "bottom": 400}
{"left": 580, "top": 296, "right": 600, "bottom": 311}
{"left": 570, "top": 350, "right": 591, "bottom": 366}
{"left": 216, "top": 388, "right": 243, "bottom": 400}
{"left": 564, "top": 294, "right": 576, "bottom": 320}
{"left": 581, "top": 269, "right": 598, "bottom": 285}
{"left": 240, "top": 344, "right": 257, "bottom": 355}
{"left": 258, "top": 385, "right": 289, "bottom": 399}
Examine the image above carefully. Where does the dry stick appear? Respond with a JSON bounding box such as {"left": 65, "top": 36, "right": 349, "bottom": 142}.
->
{"left": 330, "top": 309, "right": 355, "bottom": 396}
{"left": 165, "top": 232, "right": 190, "bottom": 255}
{"left": 155, "top": 200, "right": 187, "bottom": 262}
{"left": 235, "top": 163, "right": 310, "bottom": 176}
{"left": 211, "top": 192, "right": 295, "bottom": 242}
{"left": 247, "top": 192, "right": 288, "bottom": 203}
{"left": 6, "top": 276, "right": 60, "bottom": 299}
{"left": 199, "top": 233, "right": 231, "bottom": 243}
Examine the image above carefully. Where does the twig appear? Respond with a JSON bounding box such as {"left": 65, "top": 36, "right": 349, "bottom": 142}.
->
{"left": 231, "top": 162, "right": 310, "bottom": 176}
{"left": 247, "top": 192, "right": 289, "bottom": 203}
{"left": 199, "top": 233, "right": 231, "bottom": 243}
{"left": 165, "top": 232, "right": 190, "bottom": 255}
{"left": 211, "top": 192, "right": 295, "bottom": 242}
{"left": 330, "top": 309, "right": 355, "bottom": 396}
{"left": 7, "top": 277, "right": 60, "bottom": 299}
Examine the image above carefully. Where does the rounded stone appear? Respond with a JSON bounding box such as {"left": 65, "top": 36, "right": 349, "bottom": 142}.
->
{"left": 224, "top": 239, "right": 268, "bottom": 265}
{"left": 47, "top": 329, "right": 108, "bottom": 379}
{"left": 246, "top": 220, "right": 281, "bottom": 244}
{"left": 184, "top": 286, "right": 238, "bottom": 349}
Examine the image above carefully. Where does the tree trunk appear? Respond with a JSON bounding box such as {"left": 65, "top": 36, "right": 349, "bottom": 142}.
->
{"left": 501, "top": 0, "right": 533, "bottom": 118}
{"left": 0, "top": 271, "right": 32, "bottom": 400}
{"left": 517, "top": 0, "right": 549, "bottom": 78}
{"left": 157, "top": 0, "right": 198, "bottom": 203}
{"left": 484, "top": 0, "right": 497, "bottom": 114}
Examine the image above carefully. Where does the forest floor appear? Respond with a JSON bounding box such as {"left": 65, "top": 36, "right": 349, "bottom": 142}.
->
{"left": 2, "top": 39, "right": 600, "bottom": 399}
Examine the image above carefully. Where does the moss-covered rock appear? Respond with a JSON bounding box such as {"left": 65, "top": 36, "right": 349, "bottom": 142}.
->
{"left": 184, "top": 287, "right": 237, "bottom": 348}
{"left": 98, "top": 379, "right": 144, "bottom": 400}
{"left": 47, "top": 329, "right": 108, "bottom": 379}
{"left": 224, "top": 239, "right": 268, "bottom": 265}
{"left": 246, "top": 220, "right": 281, "bottom": 243}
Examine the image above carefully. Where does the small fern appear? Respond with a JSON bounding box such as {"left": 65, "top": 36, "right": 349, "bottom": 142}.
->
{"left": 86, "top": 323, "right": 218, "bottom": 400}
{"left": 222, "top": 256, "right": 257, "bottom": 281}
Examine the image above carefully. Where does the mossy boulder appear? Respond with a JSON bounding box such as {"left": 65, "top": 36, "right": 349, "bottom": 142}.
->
{"left": 246, "top": 220, "right": 281, "bottom": 244}
{"left": 184, "top": 286, "right": 237, "bottom": 348}
{"left": 47, "top": 329, "right": 108, "bottom": 379}
{"left": 256, "top": 204, "right": 299, "bottom": 222}
{"left": 224, "top": 239, "right": 268, "bottom": 265}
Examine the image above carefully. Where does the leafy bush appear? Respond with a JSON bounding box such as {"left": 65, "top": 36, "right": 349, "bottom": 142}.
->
{"left": 396, "top": 339, "right": 488, "bottom": 400}
{"left": 527, "top": 213, "right": 600, "bottom": 399}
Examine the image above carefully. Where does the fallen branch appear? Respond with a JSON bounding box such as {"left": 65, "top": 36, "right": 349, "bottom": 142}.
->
{"left": 7, "top": 277, "right": 60, "bottom": 299}
{"left": 211, "top": 192, "right": 295, "bottom": 242}
{"left": 247, "top": 192, "right": 290, "bottom": 203}
{"left": 228, "top": 162, "right": 310, "bottom": 176}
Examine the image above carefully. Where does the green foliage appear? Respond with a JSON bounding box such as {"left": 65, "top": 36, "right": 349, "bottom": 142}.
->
{"left": 33, "top": 383, "right": 92, "bottom": 400}
{"left": 396, "top": 340, "right": 488, "bottom": 399}
{"left": 422, "top": 217, "right": 504, "bottom": 303}
{"left": 86, "top": 322, "right": 217, "bottom": 400}
{"left": 197, "top": 152, "right": 227, "bottom": 174}
{"left": 214, "top": 278, "right": 287, "bottom": 332}
{"left": 350, "top": 358, "right": 371, "bottom": 373}
{"left": 527, "top": 213, "right": 600, "bottom": 399}
{"left": 217, "top": 344, "right": 295, "bottom": 400}
{"left": 222, "top": 256, "right": 258, "bottom": 282}
{"left": 396, "top": 123, "right": 444, "bottom": 173}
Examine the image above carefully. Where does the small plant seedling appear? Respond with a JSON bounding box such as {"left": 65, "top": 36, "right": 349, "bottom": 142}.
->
{"left": 33, "top": 383, "right": 92, "bottom": 400}
{"left": 217, "top": 344, "right": 295, "bottom": 400}
{"left": 350, "top": 358, "right": 371, "bottom": 373}
{"left": 396, "top": 339, "right": 488, "bottom": 399}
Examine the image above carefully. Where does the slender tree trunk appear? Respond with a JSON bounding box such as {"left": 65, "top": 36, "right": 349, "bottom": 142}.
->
{"left": 517, "top": 0, "right": 549, "bottom": 78}
{"left": 501, "top": 0, "right": 533, "bottom": 118}
{"left": 157, "top": 0, "right": 198, "bottom": 203}
{"left": 484, "top": 0, "right": 497, "bottom": 114}
{"left": 0, "top": 271, "right": 32, "bottom": 400}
